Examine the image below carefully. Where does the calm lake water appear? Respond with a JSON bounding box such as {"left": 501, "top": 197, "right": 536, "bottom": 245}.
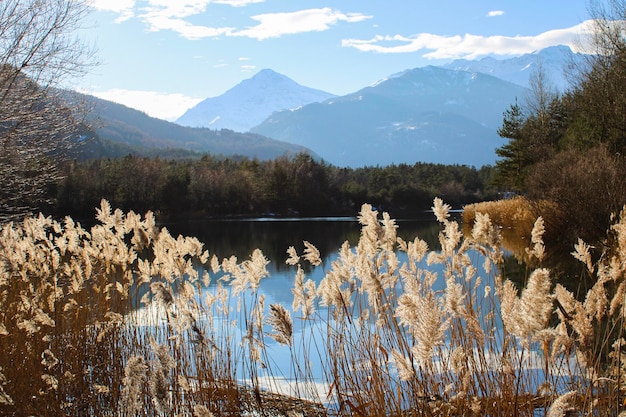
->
{"left": 163, "top": 214, "right": 457, "bottom": 308}
{"left": 152, "top": 214, "right": 560, "bottom": 404}
{"left": 159, "top": 214, "right": 472, "bottom": 379}
{"left": 164, "top": 213, "right": 448, "bottom": 267}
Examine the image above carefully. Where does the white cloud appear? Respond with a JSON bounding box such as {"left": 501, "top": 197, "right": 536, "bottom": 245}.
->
{"left": 240, "top": 64, "right": 256, "bottom": 72}
{"left": 140, "top": 15, "right": 233, "bottom": 39}
{"left": 487, "top": 10, "right": 504, "bottom": 17}
{"left": 342, "top": 20, "right": 595, "bottom": 59}
{"left": 138, "top": 1, "right": 234, "bottom": 40}
{"left": 232, "top": 8, "right": 372, "bottom": 40}
{"left": 213, "top": 0, "right": 265, "bottom": 6}
{"left": 87, "top": 89, "right": 204, "bottom": 121}
{"left": 88, "top": 0, "right": 136, "bottom": 22}
{"left": 92, "top": 1, "right": 370, "bottom": 40}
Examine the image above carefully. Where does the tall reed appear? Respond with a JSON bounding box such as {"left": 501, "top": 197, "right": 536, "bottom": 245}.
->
{"left": 0, "top": 198, "right": 625, "bottom": 416}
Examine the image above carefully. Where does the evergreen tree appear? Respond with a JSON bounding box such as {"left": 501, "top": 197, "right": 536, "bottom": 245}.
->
{"left": 494, "top": 102, "right": 528, "bottom": 192}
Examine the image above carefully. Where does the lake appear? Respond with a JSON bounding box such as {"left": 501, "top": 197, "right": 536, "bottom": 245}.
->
{"left": 164, "top": 213, "right": 449, "bottom": 267}
{"left": 153, "top": 212, "right": 507, "bottom": 400}
{"left": 162, "top": 214, "right": 454, "bottom": 316}
{"left": 128, "top": 213, "right": 575, "bottom": 407}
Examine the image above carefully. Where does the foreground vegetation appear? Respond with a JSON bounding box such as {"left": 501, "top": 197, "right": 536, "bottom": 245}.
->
{"left": 2, "top": 199, "right": 626, "bottom": 416}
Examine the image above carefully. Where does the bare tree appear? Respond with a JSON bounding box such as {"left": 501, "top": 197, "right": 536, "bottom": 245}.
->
{"left": 524, "top": 59, "right": 558, "bottom": 127}
{"left": 0, "top": 0, "right": 96, "bottom": 221}
{"left": 587, "top": 0, "right": 626, "bottom": 55}
{"left": 566, "top": 0, "right": 626, "bottom": 85}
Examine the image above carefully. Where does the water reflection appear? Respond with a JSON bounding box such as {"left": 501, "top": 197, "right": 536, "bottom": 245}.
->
{"left": 165, "top": 215, "right": 446, "bottom": 271}
{"left": 461, "top": 216, "right": 589, "bottom": 292}
{"left": 164, "top": 216, "right": 448, "bottom": 311}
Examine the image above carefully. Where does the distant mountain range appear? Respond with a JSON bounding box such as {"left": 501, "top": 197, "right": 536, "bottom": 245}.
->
{"left": 78, "top": 92, "right": 313, "bottom": 160}
{"left": 442, "top": 45, "right": 587, "bottom": 92}
{"left": 251, "top": 66, "right": 527, "bottom": 167}
{"left": 176, "top": 69, "right": 336, "bottom": 132}
{"left": 81, "top": 45, "right": 590, "bottom": 167}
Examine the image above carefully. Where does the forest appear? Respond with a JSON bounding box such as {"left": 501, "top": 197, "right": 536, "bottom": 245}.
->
{"left": 54, "top": 153, "right": 496, "bottom": 220}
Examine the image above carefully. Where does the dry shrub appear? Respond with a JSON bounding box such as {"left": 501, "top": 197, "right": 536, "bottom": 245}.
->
{"left": 463, "top": 196, "right": 538, "bottom": 254}
{"left": 1, "top": 198, "right": 626, "bottom": 416}
{"left": 525, "top": 145, "right": 626, "bottom": 248}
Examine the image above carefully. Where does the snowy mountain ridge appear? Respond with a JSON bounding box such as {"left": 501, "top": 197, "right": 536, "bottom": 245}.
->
{"left": 441, "top": 45, "right": 587, "bottom": 91}
{"left": 251, "top": 65, "right": 528, "bottom": 167}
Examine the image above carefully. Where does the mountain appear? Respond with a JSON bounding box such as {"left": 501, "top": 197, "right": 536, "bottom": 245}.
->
{"left": 76, "top": 92, "right": 314, "bottom": 160}
{"left": 251, "top": 66, "right": 527, "bottom": 168}
{"left": 442, "top": 45, "right": 588, "bottom": 92}
{"left": 175, "top": 69, "right": 336, "bottom": 132}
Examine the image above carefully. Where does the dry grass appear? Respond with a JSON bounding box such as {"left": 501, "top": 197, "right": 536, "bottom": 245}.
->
{"left": 463, "top": 196, "right": 539, "bottom": 235}
{"left": 463, "top": 197, "right": 561, "bottom": 262}
{"left": 0, "top": 198, "right": 625, "bottom": 416}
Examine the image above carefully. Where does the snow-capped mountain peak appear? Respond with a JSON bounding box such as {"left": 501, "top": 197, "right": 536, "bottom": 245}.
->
{"left": 175, "top": 69, "right": 335, "bottom": 132}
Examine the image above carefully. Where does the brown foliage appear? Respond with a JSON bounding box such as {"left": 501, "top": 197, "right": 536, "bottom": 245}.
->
{"left": 525, "top": 145, "right": 626, "bottom": 248}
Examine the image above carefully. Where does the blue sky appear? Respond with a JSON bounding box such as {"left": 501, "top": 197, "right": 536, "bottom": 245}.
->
{"left": 80, "top": 0, "right": 594, "bottom": 121}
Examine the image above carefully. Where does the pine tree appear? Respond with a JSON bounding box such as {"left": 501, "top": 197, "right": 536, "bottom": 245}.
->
{"left": 494, "top": 102, "right": 528, "bottom": 192}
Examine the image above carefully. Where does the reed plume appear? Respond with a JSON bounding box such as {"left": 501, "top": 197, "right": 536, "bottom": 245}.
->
{"left": 2, "top": 198, "right": 626, "bottom": 415}
{"left": 266, "top": 303, "right": 293, "bottom": 346}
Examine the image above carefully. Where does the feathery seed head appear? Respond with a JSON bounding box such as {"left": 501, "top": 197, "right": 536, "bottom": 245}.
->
{"left": 381, "top": 211, "right": 398, "bottom": 249}
{"left": 501, "top": 268, "right": 553, "bottom": 341}
{"left": 286, "top": 246, "right": 299, "bottom": 266}
{"left": 194, "top": 405, "right": 215, "bottom": 417}
{"left": 396, "top": 292, "right": 448, "bottom": 363}
{"left": 121, "top": 356, "right": 148, "bottom": 415}
{"left": 292, "top": 266, "right": 316, "bottom": 318}
{"left": 432, "top": 198, "right": 451, "bottom": 223}
{"left": 547, "top": 391, "right": 577, "bottom": 417}
{"left": 41, "top": 349, "right": 58, "bottom": 369}
{"left": 527, "top": 216, "right": 546, "bottom": 262}
{"left": 445, "top": 277, "right": 466, "bottom": 317}
{"left": 302, "top": 241, "right": 321, "bottom": 266}
{"left": 392, "top": 349, "right": 415, "bottom": 381}
{"left": 266, "top": 303, "right": 293, "bottom": 346}
{"left": 572, "top": 238, "right": 594, "bottom": 274}
{"left": 150, "top": 282, "right": 174, "bottom": 308}
{"left": 41, "top": 374, "right": 58, "bottom": 391}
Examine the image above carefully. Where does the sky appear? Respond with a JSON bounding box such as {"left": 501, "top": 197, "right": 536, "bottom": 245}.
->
{"left": 79, "top": 0, "right": 596, "bottom": 121}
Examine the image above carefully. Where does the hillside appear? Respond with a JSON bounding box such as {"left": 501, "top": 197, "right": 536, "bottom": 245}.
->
{"left": 78, "top": 92, "right": 315, "bottom": 160}
{"left": 251, "top": 66, "right": 528, "bottom": 167}
{"left": 77, "top": 46, "right": 590, "bottom": 167}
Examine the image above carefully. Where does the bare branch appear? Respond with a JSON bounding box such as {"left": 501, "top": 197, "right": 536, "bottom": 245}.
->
{"left": 0, "top": 0, "right": 97, "bottom": 221}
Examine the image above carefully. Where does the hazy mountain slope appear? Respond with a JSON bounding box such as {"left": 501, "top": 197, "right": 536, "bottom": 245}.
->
{"left": 80, "top": 93, "right": 314, "bottom": 160}
{"left": 175, "top": 69, "right": 336, "bottom": 132}
{"left": 251, "top": 66, "right": 528, "bottom": 167}
{"left": 442, "top": 45, "right": 588, "bottom": 91}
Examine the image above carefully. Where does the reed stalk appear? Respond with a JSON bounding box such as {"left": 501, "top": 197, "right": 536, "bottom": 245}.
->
{"left": 0, "top": 198, "right": 625, "bottom": 416}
